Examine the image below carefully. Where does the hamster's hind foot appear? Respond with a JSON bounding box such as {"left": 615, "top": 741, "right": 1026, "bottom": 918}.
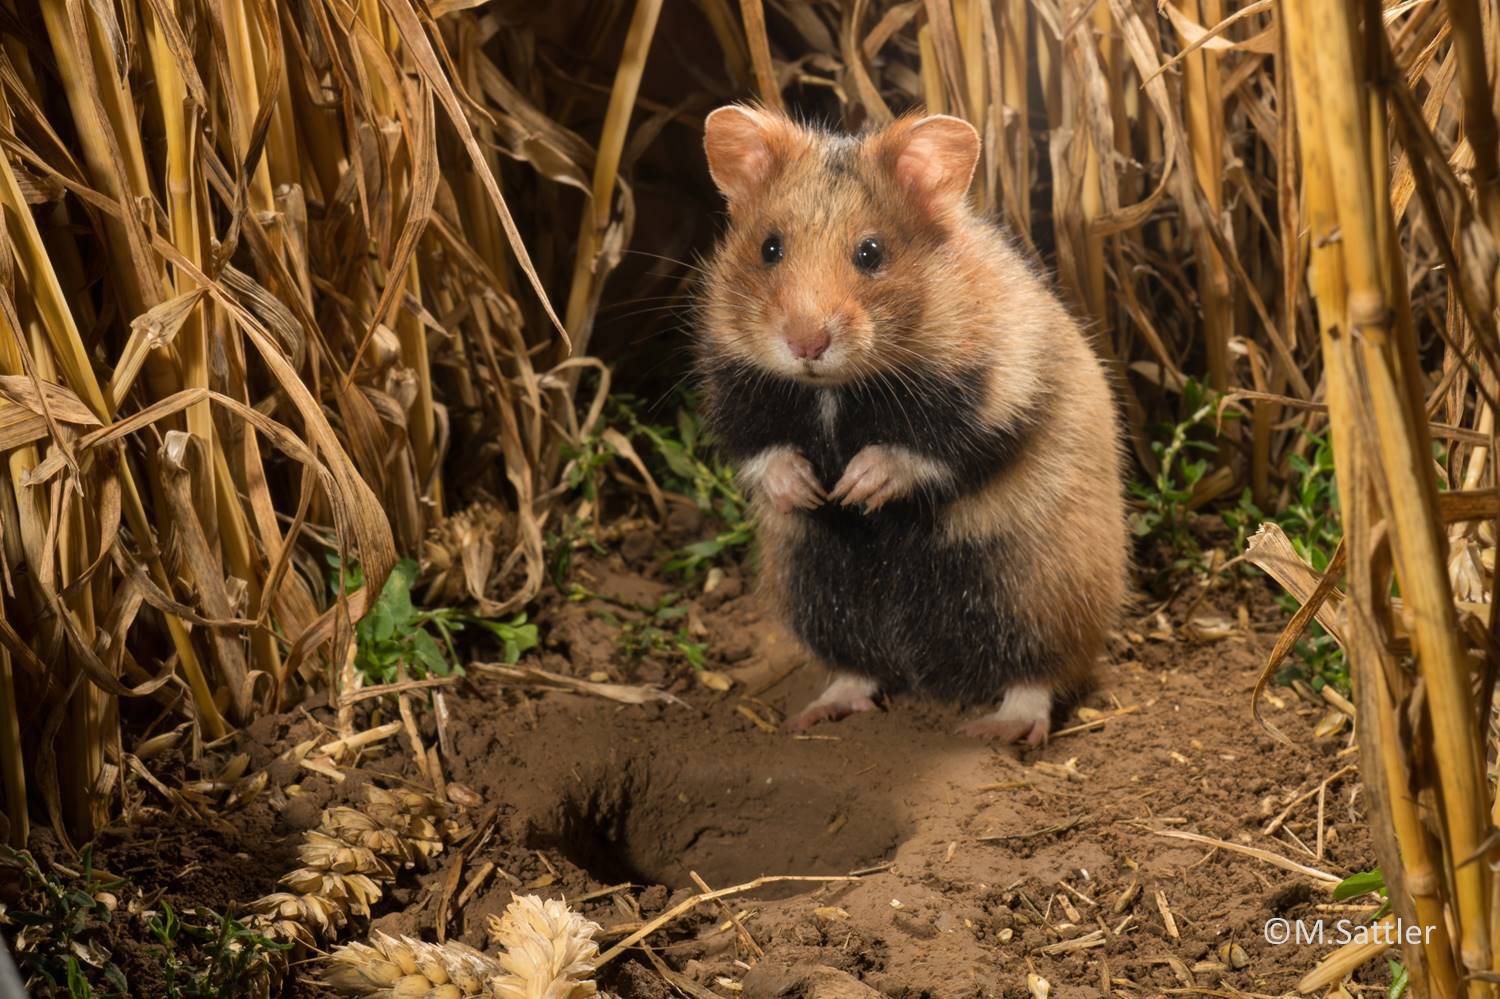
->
{"left": 785, "top": 674, "right": 880, "bottom": 732}
{"left": 959, "top": 683, "right": 1052, "bottom": 746}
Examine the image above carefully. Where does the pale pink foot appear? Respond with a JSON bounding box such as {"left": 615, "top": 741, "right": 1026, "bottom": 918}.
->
{"left": 745, "top": 447, "right": 825, "bottom": 514}
{"left": 786, "top": 674, "right": 880, "bottom": 733}
{"left": 959, "top": 684, "right": 1053, "bottom": 747}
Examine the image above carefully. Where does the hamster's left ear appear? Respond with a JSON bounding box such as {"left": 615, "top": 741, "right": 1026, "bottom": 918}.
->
{"left": 703, "top": 105, "right": 802, "bottom": 207}
{"left": 880, "top": 115, "right": 981, "bottom": 213}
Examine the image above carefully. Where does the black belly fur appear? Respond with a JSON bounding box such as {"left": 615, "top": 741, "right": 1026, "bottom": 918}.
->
{"left": 786, "top": 504, "right": 1050, "bottom": 702}
{"left": 699, "top": 357, "right": 1050, "bottom": 702}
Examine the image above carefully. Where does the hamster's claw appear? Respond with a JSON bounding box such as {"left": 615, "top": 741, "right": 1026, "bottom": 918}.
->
{"left": 763, "top": 450, "right": 825, "bottom": 513}
{"left": 831, "top": 446, "right": 898, "bottom": 511}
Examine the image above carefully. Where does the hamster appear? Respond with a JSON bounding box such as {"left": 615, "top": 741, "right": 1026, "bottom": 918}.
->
{"left": 695, "top": 105, "right": 1127, "bottom": 744}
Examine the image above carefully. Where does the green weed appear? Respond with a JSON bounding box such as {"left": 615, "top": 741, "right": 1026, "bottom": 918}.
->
{"left": 1129, "top": 381, "right": 1348, "bottom": 693}
{"left": 1223, "top": 433, "right": 1342, "bottom": 573}
{"left": 2, "top": 846, "right": 129, "bottom": 997}
{"left": 547, "top": 391, "right": 746, "bottom": 675}
{"left": 569, "top": 584, "right": 708, "bottom": 670}
{"left": 551, "top": 391, "right": 753, "bottom": 585}
{"left": 1332, "top": 869, "right": 1406, "bottom": 998}
{"left": 1386, "top": 957, "right": 1409, "bottom": 999}
{"left": 146, "top": 902, "right": 287, "bottom": 998}
{"left": 1223, "top": 431, "right": 1348, "bottom": 693}
{"left": 0, "top": 847, "right": 289, "bottom": 999}
{"left": 0, "top": 846, "right": 289, "bottom": 996}
{"left": 612, "top": 395, "right": 754, "bottom": 576}
{"left": 1334, "top": 868, "right": 1390, "bottom": 917}
{"left": 1129, "top": 379, "right": 1223, "bottom": 574}
{"left": 329, "top": 555, "right": 539, "bottom": 685}
{"left": 545, "top": 517, "right": 608, "bottom": 589}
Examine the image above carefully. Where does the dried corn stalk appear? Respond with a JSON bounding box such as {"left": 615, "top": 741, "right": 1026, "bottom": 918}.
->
{"left": 1267, "top": 2, "right": 1500, "bottom": 994}
{"left": 0, "top": 0, "right": 642, "bottom": 849}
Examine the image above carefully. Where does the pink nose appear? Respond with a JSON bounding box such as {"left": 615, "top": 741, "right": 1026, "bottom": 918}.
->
{"left": 786, "top": 326, "right": 830, "bottom": 360}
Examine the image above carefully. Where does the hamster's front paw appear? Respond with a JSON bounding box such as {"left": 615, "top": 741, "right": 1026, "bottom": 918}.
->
{"left": 832, "top": 445, "right": 934, "bottom": 511}
{"left": 755, "top": 447, "right": 825, "bottom": 513}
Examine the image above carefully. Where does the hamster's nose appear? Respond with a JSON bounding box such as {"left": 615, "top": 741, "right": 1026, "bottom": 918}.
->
{"left": 786, "top": 323, "right": 831, "bottom": 360}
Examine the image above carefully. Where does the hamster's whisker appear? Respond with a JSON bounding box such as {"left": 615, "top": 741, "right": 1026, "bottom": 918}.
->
{"left": 599, "top": 304, "right": 697, "bottom": 326}
{"left": 621, "top": 248, "right": 714, "bottom": 278}
{"left": 600, "top": 293, "right": 694, "bottom": 310}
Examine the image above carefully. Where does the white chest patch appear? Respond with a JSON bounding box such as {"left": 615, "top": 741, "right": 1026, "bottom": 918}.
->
{"left": 818, "top": 392, "right": 839, "bottom": 434}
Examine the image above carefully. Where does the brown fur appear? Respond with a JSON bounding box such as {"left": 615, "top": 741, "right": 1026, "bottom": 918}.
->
{"left": 701, "top": 106, "right": 1127, "bottom": 713}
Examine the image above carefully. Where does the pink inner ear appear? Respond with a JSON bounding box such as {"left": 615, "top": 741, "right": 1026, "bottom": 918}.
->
{"left": 705, "top": 107, "right": 780, "bottom": 203}
{"left": 895, "top": 139, "right": 949, "bottom": 196}
{"left": 737, "top": 147, "right": 771, "bottom": 193}
{"left": 886, "top": 117, "right": 979, "bottom": 207}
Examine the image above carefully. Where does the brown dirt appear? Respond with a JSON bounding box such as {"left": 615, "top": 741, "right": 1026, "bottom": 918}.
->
{"left": 380, "top": 548, "right": 1372, "bottom": 998}
{"left": 24, "top": 528, "right": 1384, "bottom": 998}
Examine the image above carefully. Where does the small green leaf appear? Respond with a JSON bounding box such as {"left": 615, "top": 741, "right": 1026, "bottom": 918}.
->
{"left": 508, "top": 623, "right": 539, "bottom": 659}
{"left": 1333, "top": 868, "right": 1385, "bottom": 901}
{"left": 656, "top": 439, "right": 699, "bottom": 480}
{"left": 410, "top": 629, "right": 450, "bottom": 678}
{"left": 1387, "top": 959, "right": 1408, "bottom": 999}
{"left": 66, "top": 957, "right": 93, "bottom": 999}
{"left": 366, "top": 603, "right": 395, "bottom": 643}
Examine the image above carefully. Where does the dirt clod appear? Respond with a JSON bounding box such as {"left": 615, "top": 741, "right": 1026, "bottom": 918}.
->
{"left": 742, "top": 960, "right": 885, "bottom": 998}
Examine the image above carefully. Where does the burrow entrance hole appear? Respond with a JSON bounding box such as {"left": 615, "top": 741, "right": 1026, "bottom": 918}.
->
{"left": 530, "top": 753, "right": 907, "bottom": 895}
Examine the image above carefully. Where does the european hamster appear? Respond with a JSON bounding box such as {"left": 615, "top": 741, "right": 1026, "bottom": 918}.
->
{"left": 696, "top": 105, "right": 1127, "bottom": 744}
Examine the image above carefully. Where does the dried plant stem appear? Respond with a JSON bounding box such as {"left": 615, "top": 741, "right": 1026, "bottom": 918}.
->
{"left": 597, "top": 874, "right": 857, "bottom": 966}
{"left": 0, "top": 146, "right": 226, "bottom": 742}
{"left": 1326, "top": 27, "right": 1490, "bottom": 982}
{"left": 564, "top": 0, "right": 664, "bottom": 360}
{"left": 1298, "top": 918, "right": 1398, "bottom": 992}
{"left": 1289, "top": 0, "right": 1490, "bottom": 986}
{"left": 1441, "top": 0, "right": 1500, "bottom": 238}
{"left": 998, "top": 0, "right": 1028, "bottom": 233}
{"left": 918, "top": 25, "right": 947, "bottom": 115}
{"left": 1288, "top": 4, "right": 1452, "bottom": 990}
{"left": 0, "top": 637, "right": 24, "bottom": 847}
{"left": 221, "top": 0, "right": 277, "bottom": 215}
{"left": 739, "top": 0, "right": 782, "bottom": 113}
{"left": 1180, "top": 0, "right": 1231, "bottom": 403}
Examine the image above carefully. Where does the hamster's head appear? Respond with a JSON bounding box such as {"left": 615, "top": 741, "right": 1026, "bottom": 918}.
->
{"left": 699, "top": 106, "right": 982, "bottom": 385}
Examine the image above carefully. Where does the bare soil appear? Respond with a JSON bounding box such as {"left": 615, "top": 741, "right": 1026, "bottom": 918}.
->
{"left": 37, "top": 524, "right": 1382, "bottom": 998}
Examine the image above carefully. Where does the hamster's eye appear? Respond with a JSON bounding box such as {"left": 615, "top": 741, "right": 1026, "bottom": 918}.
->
{"left": 761, "top": 234, "right": 784, "bottom": 265}
{"left": 854, "top": 237, "right": 883, "bottom": 272}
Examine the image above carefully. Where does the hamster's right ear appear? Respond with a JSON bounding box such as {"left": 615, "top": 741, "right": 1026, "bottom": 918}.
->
{"left": 704, "top": 105, "right": 795, "bottom": 206}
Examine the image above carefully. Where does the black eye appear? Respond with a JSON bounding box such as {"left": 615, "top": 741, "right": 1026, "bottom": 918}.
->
{"left": 854, "top": 237, "right": 883, "bottom": 271}
{"left": 761, "top": 234, "right": 784, "bottom": 265}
